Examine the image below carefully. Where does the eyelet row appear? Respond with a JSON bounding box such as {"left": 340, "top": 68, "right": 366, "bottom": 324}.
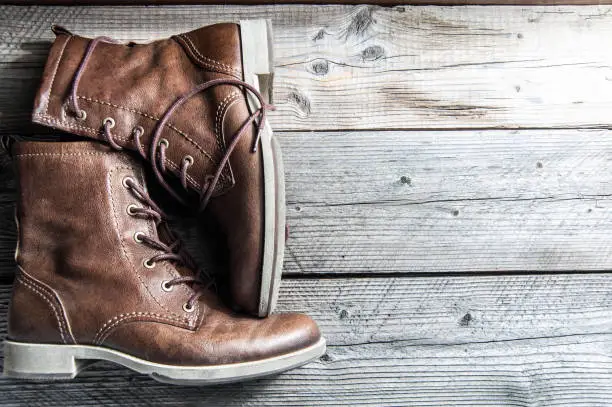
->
{"left": 156, "top": 139, "right": 196, "bottom": 169}
{"left": 122, "top": 177, "right": 195, "bottom": 314}
{"left": 161, "top": 281, "right": 195, "bottom": 312}
{"left": 81, "top": 116, "right": 195, "bottom": 170}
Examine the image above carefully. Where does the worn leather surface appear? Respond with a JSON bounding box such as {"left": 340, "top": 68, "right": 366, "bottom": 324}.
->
{"left": 7, "top": 141, "right": 318, "bottom": 365}
{"left": 32, "top": 23, "right": 269, "bottom": 315}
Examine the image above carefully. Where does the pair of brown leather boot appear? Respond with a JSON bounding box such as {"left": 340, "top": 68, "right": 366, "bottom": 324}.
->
{"left": 3, "top": 21, "right": 325, "bottom": 385}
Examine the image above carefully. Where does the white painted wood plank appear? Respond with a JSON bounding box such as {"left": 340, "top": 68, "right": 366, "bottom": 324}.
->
{"left": 2, "top": 5, "right": 612, "bottom": 131}
{"left": 278, "top": 275, "right": 612, "bottom": 346}
{"left": 280, "top": 129, "right": 612, "bottom": 274}
{"left": 284, "top": 197, "right": 612, "bottom": 274}
{"left": 282, "top": 129, "right": 612, "bottom": 205}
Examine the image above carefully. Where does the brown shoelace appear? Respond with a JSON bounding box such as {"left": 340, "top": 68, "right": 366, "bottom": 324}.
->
{"left": 70, "top": 37, "right": 275, "bottom": 212}
{"left": 124, "top": 176, "right": 214, "bottom": 310}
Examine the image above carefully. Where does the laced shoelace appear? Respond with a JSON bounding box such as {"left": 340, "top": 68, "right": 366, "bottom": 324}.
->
{"left": 70, "top": 37, "right": 276, "bottom": 212}
{"left": 124, "top": 176, "right": 215, "bottom": 311}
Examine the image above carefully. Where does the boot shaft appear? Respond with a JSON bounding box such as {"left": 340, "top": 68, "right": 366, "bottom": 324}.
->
{"left": 32, "top": 23, "right": 248, "bottom": 197}
{"left": 10, "top": 141, "right": 201, "bottom": 344}
{"left": 5, "top": 142, "right": 322, "bottom": 378}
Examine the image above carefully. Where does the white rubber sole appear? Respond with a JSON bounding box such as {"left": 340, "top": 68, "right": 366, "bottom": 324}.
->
{"left": 239, "top": 20, "right": 285, "bottom": 317}
{"left": 3, "top": 338, "right": 326, "bottom": 385}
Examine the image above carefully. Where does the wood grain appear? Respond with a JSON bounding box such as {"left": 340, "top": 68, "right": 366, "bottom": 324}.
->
{"left": 0, "top": 5, "right": 611, "bottom": 405}
{"left": 1, "top": 340, "right": 610, "bottom": 407}
{"left": 2, "top": 5, "right": 612, "bottom": 131}
{"left": 0, "top": 280, "right": 611, "bottom": 406}
{"left": 2, "top": 272, "right": 611, "bottom": 345}
{"left": 5, "top": 1, "right": 612, "bottom": 5}
{"left": 282, "top": 129, "right": 612, "bottom": 274}
{"left": 1, "top": 129, "right": 612, "bottom": 276}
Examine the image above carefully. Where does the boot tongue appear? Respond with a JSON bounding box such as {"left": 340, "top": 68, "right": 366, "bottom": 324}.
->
{"left": 155, "top": 222, "right": 196, "bottom": 278}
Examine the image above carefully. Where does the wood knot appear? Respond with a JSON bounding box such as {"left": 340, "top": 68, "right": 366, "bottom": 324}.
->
{"left": 361, "top": 45, "right": 385, "bottom": 61}
{"left": 459, "top": 312, "right": 472, "bottom": 326}
{"left": 346, "top": 6, "right": 376, "bottom": 39}
{"left": 310, "top": 59, "right": 330, "bottom": 76}
{"left": 400, "top": 176, "right": 412, "bottom": 186}
{"left": 288, "top": 91, "right": 312, "bottom": 115}
{"left": 320, "top": 353, "right": 333, "bottom": 362}
{"left": 312, "top": 29, "right": 327, "bottom": 42}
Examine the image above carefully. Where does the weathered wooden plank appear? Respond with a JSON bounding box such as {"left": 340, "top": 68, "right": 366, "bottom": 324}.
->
{"left": 1, "top": 129, "right": 612, "bottom": 276}
{"left": 279, "top": 275, "right": 612, "bottom": 345}
{"left": 2, "top": 5, "right": 612, "bottom": 131}
{"left": 283, "top": 129, "right": 612, "bottom": 205}
{"left": 0, "top": 333, "right": 610, "bottom": 406}
{"left": 6, "top": 0, "right": 612, "bottom": 6}
{"left": 2, "top": 272, "right": 611, "bottom": 345}
{"left": 285, "top": 197, "right": 612, "bottom": 274}
{"left": 281, "top": 129, "right": 612, "bottom": 274}
{"left": 0, "top": 278, "right": 611, "bottom": 406}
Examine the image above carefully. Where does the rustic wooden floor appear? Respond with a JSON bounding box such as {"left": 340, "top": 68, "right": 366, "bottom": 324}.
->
{"left": 0, "top": 4, "right": 611, "bottom": 406}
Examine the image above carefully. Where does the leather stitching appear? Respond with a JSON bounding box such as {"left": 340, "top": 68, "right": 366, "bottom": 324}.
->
{"left": 44, "top": 35, "right": 71, "bottom": 116}
{"left": 32, "top": 113, "right": 203, "bottom": 190}
{"left": 215, "top": 94, "right": 242, "bottom": 189}
{"left": 75, "top": 95, "right": 216, "bottom": 166}
{"left": 14, "top": 152, "right": 108, "bottom": 158}
{"left": 214, "top": 91, "right": 240, "bottom": 152}
{"left": 16, "top": 271, "right": 75, "bottom": 344}
{"left": 165, "top": 159, "right": 199, "bottom": 190}
{"left": 178, "top": 33, "right": 241, "bottom": 77}
{"left": 93, "top": 312, "right": 193, "bottom": 344}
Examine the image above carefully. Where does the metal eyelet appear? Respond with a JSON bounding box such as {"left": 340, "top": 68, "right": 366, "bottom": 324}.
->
{"left": 159, "top": 138, "right": 169, "bottom": 148}
{"left": 76, "top": 110, "right": 87, "bottom": 121}
{"left": 122, "top": 176, "right": 135, "bottom": 189}
{"left": 143, "top": 259, "right": 156, "bottom": 269}
{"left": 126, "top": 204, "right": 139, "bottom": 216}
{"left": 161, "top": 280, "right": 174, "bottom": 292}
{"left": 103, "top": 117, "right": 115, "bottom": 128}
{"left": 182, "top": 302, "right": 195, "bottom": 313}
{"left": 133, "top": 231, "right": 145, "bottom": 243}
{"left": 183, "top": 155, "right": 194, "bottom": 166}
{"left": 132, "top": 125, "right": 144, "bottom": 137}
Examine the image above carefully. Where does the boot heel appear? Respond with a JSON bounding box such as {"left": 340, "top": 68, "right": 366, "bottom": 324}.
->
{"left": 3, "top": 341, "right": 79, "bottom": 380}
{"left": 239, "top": 19, "right": 274, "bottom": 104}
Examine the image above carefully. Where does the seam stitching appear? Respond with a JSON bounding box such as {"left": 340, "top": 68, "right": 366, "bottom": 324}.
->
{"left": 214, "top": 91, "right": 240, "bottom": 152}
{"left": 44, "top": 35, "right": 71, "bottom": 115}
{"left": 93, "top": 312, "right": 188, "bottom": 344}
{"left": 16, "top": 275, "right": 70, "bottom": 344}
{"left": 76, "top": 95, "right": 215, "bottom": 165}
{"left": 14, "top": 152, "right": 108, "bottom": 158}
{"left": 32, "top": 113, "right": 204, "bottom": 190}
{"left": 215, "top": 94, "right": 241, "bottom": 189}
{"left": 179, "top": 33, "right": 241, "bottom": 76}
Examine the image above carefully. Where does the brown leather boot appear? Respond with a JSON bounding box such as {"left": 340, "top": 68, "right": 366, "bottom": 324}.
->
{"left": 31, "top": 21, "right": 284, "bottom": 316}
{"left": 3, "top": 140, "right": 324, "bottom": 384}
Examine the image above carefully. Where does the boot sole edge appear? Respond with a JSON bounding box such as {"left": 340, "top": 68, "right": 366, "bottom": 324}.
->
{"left": 239, "top": 19, "right": 284, "bottom": 318}
{"left": 2, "top": 337, "right": 326, "bottom": 385}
